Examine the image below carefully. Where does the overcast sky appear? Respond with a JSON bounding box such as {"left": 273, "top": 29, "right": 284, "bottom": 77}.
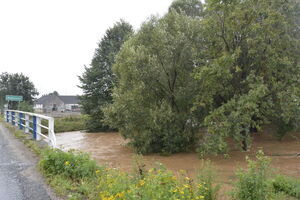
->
{"left": 0, "top": 0, "right": 173, "bottom": 96}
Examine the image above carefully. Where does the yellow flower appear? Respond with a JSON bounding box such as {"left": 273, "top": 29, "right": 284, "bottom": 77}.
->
{"left": 64, "top": 161, "right": 70, "bottom": 166}
{"left": 138, "top": 179, "right": 145, "bottom": 186}
{"left": 115, "top": 192, "right": 125, "bottom": 198}
{"left": 148, "top": 168, "right": 154, "bottom": 173}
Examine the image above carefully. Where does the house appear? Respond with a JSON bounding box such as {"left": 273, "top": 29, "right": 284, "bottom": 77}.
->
{"left": 34, "top": 94, "right": 80, "bottom": 113}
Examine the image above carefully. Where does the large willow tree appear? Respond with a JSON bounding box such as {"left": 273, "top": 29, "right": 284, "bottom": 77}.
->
{"left": 104, "top": 12, "right": 204, "bottom": 154}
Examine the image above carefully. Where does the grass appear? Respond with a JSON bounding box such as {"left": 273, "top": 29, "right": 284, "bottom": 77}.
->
{"left": 42, "top": 115, "right": 85, "bottom": 133}
{"left": 54, "top": 115, "right": 85, "bottom": 133}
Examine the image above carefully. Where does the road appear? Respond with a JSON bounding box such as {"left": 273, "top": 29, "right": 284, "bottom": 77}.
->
{"left": 0, "top": 123, "right": 58, "bottom": 200}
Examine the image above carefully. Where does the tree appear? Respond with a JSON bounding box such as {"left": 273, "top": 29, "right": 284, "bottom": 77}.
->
{"left": 169, "top": 0, "right": 204, "bottom": 17}
{"left": 0, "top": 72, "right": 38, "bottom": 109}
{"left": 194, "top": 0, "right": 300, "bottom": 154}
{"left": 104, "top": 12, "right": 204, "bottom": 154}
{"left": 78, "top": 20, "right": 133, "bottom": 132}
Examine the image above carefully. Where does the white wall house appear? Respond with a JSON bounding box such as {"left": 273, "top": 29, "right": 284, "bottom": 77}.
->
{"left": 34, "top": 94, "right": 80, "bottom": 113}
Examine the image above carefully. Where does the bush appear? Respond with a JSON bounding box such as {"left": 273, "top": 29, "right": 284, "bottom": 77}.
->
{"left": 39, "top": 149, "right": 100, "bottom": 181}
{"left": 18, "top": 101, "right": 34, "bottom": 112}
{"left": 272, "top": 175, "right": 300, "bottom": 198}
{"left": 83, "top": 112, "right": 111, "bottom": 132}
{"left": 231, "top": 150, "right": 274, "bottom": 200}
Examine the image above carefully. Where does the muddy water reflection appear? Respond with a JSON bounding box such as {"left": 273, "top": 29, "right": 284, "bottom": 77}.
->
{"left": 56, "top": 131, "right": 300, "bottom": 182}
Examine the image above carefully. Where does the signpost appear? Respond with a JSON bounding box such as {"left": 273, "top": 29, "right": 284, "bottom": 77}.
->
{"left": 5, "top": 95, "right": 23, "bottom": 102}
{"left": 5, "top": 95, "right": 23, "bottom": 109}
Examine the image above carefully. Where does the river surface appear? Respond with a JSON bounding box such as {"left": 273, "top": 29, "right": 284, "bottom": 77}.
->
{"left": 56, "top": 128, "right": 300, "bottom": 184}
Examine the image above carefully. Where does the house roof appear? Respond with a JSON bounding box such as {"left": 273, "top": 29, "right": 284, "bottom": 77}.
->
{"left": 35, "top": 95, "right": 50, "bottom": 105}
{"left": 35, "top": 95, "right": 80, "bottom": 105}
{"left": 59, "top": 96, "right": 80, "bottom": 104}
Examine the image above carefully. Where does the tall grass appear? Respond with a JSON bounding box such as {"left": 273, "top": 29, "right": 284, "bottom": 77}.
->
{"left": 42, "top": 115, "right": 85, "bottom": 133}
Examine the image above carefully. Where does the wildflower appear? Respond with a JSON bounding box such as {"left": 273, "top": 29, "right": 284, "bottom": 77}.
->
{"left": 115, "top": 192, "right": 125, "bottom": 198}
{"left": 139, "top": 179, "right": 145, "bottom": 186}
{"left": 148, "top": 168, "right": 154, "bottom": 173}
{"left": 64, "top": 161, "right": 70, "bottom": 166}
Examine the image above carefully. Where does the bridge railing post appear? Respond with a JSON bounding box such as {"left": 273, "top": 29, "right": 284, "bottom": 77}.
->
{"left": 48, "top": 118, "right": 56, "bottom": 147}
{"left": 19, "top": 112, "right": 23, "bottom": 130}
{"left": 6, "top": 110, "right": 9, "bottom": 123}
{"left": 11, "top": 111, "right": 15, "bottom": 125}
{"left": 36, "top": 117, "right": 41, "bottom": 141}
{"left": 33, "top": 116, "right": 37, "bottom": 140}
{"left": 25, "top": 114, "right": 29, "bottom": 134}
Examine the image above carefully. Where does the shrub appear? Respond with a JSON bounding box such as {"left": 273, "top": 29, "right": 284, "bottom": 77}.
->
{"left": 39, "top": 149, "right": 100, "bottom": 181}
{"left": 231, "top": 150, "right": 274, "bottom": 200}
{"left": 18, "top": 101, "right": 34, "bottom": 112}
{"left": 272, "top": 175, "right": 300, "bottom": 198}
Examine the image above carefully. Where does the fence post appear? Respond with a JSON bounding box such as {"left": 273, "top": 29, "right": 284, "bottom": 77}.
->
{"left": 6, "top": 111, "right": 9, "bottom": 123}
{"left": 33, "top": 116, "right": 37, "bottom": 139}
{"left": 25, "top": 114, "right": 29, "bottom": 134}
{"left": 11, "top": 111, "right": 15, "bottom": 125}
{"left": 48, "top": 118, "right": 55, "bottom": 147}
{"left": 36, "top": 117, "right": 41, "bottom": 141}
{"left": 19, "top": 113, "right": 23, "bottom": 130}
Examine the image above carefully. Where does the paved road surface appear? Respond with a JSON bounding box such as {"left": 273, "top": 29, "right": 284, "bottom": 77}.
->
{"left": 0, "top": 123, "right": 58, "bottom": 200}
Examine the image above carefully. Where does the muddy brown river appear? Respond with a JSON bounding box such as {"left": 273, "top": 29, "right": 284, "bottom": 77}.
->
{"left": 56, "top": 128, "right": 300, "bottom": 186}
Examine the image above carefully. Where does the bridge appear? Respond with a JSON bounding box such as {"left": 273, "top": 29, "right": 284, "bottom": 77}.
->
{"left": 4, "top": 110, "right": 56, "bottom": 148}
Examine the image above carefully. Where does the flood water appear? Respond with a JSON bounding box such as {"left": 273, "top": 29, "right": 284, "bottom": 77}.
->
{"left": 56, "top": 129, "right": 300, "bottom": 184}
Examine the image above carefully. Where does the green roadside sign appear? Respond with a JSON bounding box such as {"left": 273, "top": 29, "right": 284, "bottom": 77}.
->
{"left": 5, "top": 95, "right": 23, "bottom": 102}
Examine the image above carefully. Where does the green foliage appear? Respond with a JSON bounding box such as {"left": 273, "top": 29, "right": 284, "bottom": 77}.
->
{"left": 169, "top": 0, "right": 204, "bottom": 17}
{"left": 0, "top": 72, "right": 38, "bottom": 109}
{"left": 272, "top": 175, "right": 300, "bottom": 198}
{"left": 194, "top": 0, "right": 300, "bottom": 153}
{"left": 79, "top": 20, "right": 133, "bottom": 132}
{"left": 104, "top": 11, "right": 203, "bottom": 154}
{"left": 231, "top": 151, "right": 274, "bottom": 200}
{"left": 197, "top": 161, "right": 220, "bottom": 200}
{"left": 54, "top": 115, "right": 85, "bottom": 133}
{"left": 18, "top": 101, "right": 34, "bottom": 112}
{"left": 97, "top": 166, "right": 208, "bottom": 200}
{"left": 39, "top": 149, "right": 100, "bottom": 181}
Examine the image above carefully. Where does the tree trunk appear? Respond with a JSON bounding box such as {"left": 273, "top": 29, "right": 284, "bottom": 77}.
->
{"left": 241, "top": 130, "right": 248, "bottom": 151}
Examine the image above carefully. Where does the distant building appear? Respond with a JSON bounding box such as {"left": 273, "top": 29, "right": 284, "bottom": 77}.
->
{"left": 34, "top": 94, "right": 80, "bottom": 113}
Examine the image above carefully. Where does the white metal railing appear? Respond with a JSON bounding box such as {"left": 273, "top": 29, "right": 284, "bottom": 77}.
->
{"left": 4, "top": 110, "right": 57, "bottom": 148}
